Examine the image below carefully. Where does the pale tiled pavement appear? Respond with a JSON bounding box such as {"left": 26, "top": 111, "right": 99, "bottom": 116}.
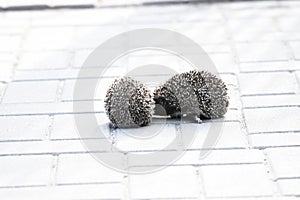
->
{"left": 0, "top": 1, "right": 300, "bottom": 199}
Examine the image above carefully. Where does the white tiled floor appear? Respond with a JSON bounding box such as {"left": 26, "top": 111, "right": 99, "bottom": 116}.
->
{"left": 0, "top": 1, "right": 300, "bottom": 199}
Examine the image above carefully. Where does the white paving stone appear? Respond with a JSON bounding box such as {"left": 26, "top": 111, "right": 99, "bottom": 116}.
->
{"left": 0, "top": 155, "right": 52, "bottom": 187}
{"left": 220, "top": 73, "right": 238, "bottom": 86}
{"left": 0, "top": 52, "right": 15, "bottom": 61}
{"left": 19, "top": 51, "right": 71, "bottom": 70}
{"left": 209, "top": 197, "right": 296, "bottom": 200}
{"left": 129, "top": 149, "right": 264, "bottom": 167}
{"left": 244, "top": 107, "right": 300, "bottom": 133}
{"left": 200, "top": 164, "right": 273, "bottom": 198}
{"left": 13, "top": 68, "right": 116, "bottom": 81}
{"left": 177, "top": 22, "right": 228, "bottom": 44}
{"left": 209, "top": 53, "right": 238, "bottom": 73}
{"left": 0, "top": 101, "right": 104, "bottom": 116}
{"left": 296, "top": 71, "right": 300, "bottom": 85}
{"left": 278, "top": 17, "right": 300, "bottom": 32}
{"left": 115, "top": 123, "right": 177, "bottom": 152}
{"left": 5, "top": 0, "right": 51, "bottom": 7}
{"left": 228, "top": 18, "right": 278, "bottom": 35}
{"left": 0, "top": 61, "right": 14, "bottom": 82}
{"left": 0, "top": 115, "right": 49, "bottom": 141}
{"left": 202, "top": 44, "right": 232, "bottom": 53}
{"left": 2, "top": 81, "right": 59, "bottom": 103}
{"left": 278, "top": 179, "right": 300, "bottom": 196}
{"left": 187, "top": 122, "right": 248, "bottom": 150}
{"left": 0, "top": 183, "right": 123, "bottom": 199}
{"left": 0, "top": 35, "right": 21, "bottom": 51}
{"left": 240, "top": 61, "right": 298, "bottom": 72}
{"left": 0, "top": 140, "right": 90, "bottom": 155}
{"left": 232, "top": 31, "right": 286, "bottom": 43}
{"left": 266, "top": 147, "right": 300, "bottom": 179}
{"left": 72, "top": 49, "right": 94, "bottom": 68}
{"left": 24, "top": 27, "right": 75, "bottom": 50}
{"left": 61, "top": 78, "right": 114, "bottom": 101}
{"left": 51, "top": 113, "right": 109, "bottom": 140}
{"left": 236, "top": 42, "right": 289, "bottom": 62}
{"left": 0, "top": 83, "right": 5, "bottom": 98}
{"left": 56, "top": 154, "right": 124, "bottom": 184}
{"left": 239, "top": 72, "right": 298, "bottom": 96}
{"left": 73, "top": 26, "right": 124, "bottom": 49}
{"left": 31, "top": 9, "right": 124, "bottom": 27}
{"left": 242, "top": 94, "right": 300, "bottom": 108}
{"left": 250, "top": 133, "right": 300, "bottom": 148}
{"left": 289, "top": 41, "right": 300, "bottom": 60}
{"left": 129, "top": 166, "right": 198, "bottom": 199}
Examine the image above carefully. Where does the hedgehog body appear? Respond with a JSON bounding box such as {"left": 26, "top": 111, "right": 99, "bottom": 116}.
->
{"left": 104, "top": 77, "right": 154, "bottom": 128}
{"left": 153, "top": 70, "right": 229, "bottom": 120}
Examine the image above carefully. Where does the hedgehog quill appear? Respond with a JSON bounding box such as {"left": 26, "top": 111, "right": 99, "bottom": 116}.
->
{"left": 104, "top": 77, "right": 154, "bottom": 128}
{"left": 153, "top": 70, "right": 229, "bottom": 122}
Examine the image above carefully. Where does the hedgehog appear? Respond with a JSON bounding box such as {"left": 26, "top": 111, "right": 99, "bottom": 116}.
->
{"left": 104, "top": 77, "right": 154, "bottom": 128}
{"left": 153, "top": 70, "right": 229, "bottom": 121}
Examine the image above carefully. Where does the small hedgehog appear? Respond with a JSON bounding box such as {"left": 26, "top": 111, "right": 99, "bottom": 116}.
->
{"left": 153, "top": 70, "right": 229, "bottom": 121}
{"left": 104, "top": 77, "right": 154, "bottom": 128}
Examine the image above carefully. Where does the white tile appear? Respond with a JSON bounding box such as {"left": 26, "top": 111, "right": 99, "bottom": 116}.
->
{"left": 228, "top": 18, "right": 278, "bottom": 33}
{"left": 73, "top": 26, "right": 124, "bottom": 49}
{"left": 62, "top": 78, "right": 114, "bottom": 101}
{"left": 115, "top": 124, "right": 177, "bottom": 152}
{"left": 209, "top": 53, "right": 238, "bottom": 73}
{"left": 242, "top": 94, "right": 300, "bottom": 108}
{"left": 19, "top": 51, "right": 71, "bottom": 70}
{"left": 266, "top": 147, "right": 300, "bottom": 179}
{"left": 0, "top": 184, "right": 123, "bottom": 199}
{"left": 56, "top": 154, "right": 123, "bottom": 184}
{"left": 0, "top": 52, "right": 16, "bottom": 61}
{"left": 279, "top": 179, "right": 300, "bottom": 196}
{"left": 250, "top": 133, "right": 300, "bottom": 148}
{"left": 236, "top": 43, "right": 289, "bottom": 62}
{"left": 240, "top": 61, "right": 297, "bottom": 72}
{"left": 187, "top": 122, "right": 248, "bottom": 150}
{"left": 177, "top": 22, "right": 228, "bottom": 44}
{"left": 278, "top": 17, "right": 300, "bottom": 32}
{"left": 0, "top": 101, "right": 103, "bottom": 116}
{"left": 200, "top": 164, "right": 273, "bottom": 197}
{"left": 51, "top": 113, "right": 109, "bottom": 140}
{"left": 0, "top": 61, "right": 14, "bottom": 82}
{"left": 0, "top": 115, "right": 49, "bottom": 141}
{"left": 239, "top": 72, "right": 297, "bottom": 95}
{"left": 0, "top": 35, "right": 21, "bottom": 51}
{"left": 2, "top": 81, "right": 59, "bottom": 103}
{"left": 290, "top": 41, "right": 300, "bottom": 60}
{"left": 0, "top": 155, "right": 52, "bottom": 187}
{"left": 6, "top": 0, "right": 51, "bottom": 6}
{"left": 24, "top": 27, "right": 75, "bottom": 50}
{"left": 131, "top": 149, "right": 264, "bottom": 166}
{"left": 129, "top": 166, "right": 198, "bottom": 199}
{"left": 244, "top": 107, "right": 300, "bottom": 133}
{"left": 0, "top": 140, "right": 89, "bottom": 155}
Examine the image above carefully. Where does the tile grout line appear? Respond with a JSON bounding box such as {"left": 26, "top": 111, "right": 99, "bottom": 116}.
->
{"left": 49, "top": 154, "right": 59, "bottom": 187}
{"left": 218, "top": 5, "right": 283, "bottom": 198}
{"left": 217, "top": 4, "right": 251, "bottom": 149}
{"left": 262, "top": 149, "right": 283, "bottom": 198}
{"left": 283, "top": 38, "right": 300, "bottom": 95}
{"left": 195, "top": 167, "right": 206, "bottom": 200}
{"left": 0, "top": 16, "right": 31, "bottom": 104}
{"left": 44, "top": 115, "right": 55, "bottom": 141}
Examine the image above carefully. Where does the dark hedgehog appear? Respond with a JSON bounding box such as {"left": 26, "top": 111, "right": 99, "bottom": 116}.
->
{"left": 104, "top": 77, "right": 154, "bottom": 128}
{"left": 153, "top": 70, "right": 229, "bottom": 121}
